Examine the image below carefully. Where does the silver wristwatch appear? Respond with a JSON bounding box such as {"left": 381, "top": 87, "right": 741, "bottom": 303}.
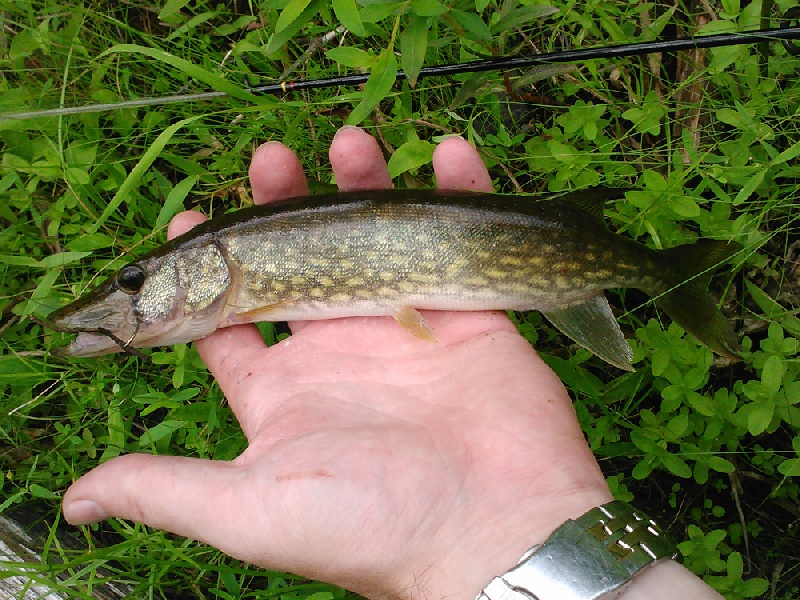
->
{"left": 477, "top": 501, "right": 678, "bottom": 600}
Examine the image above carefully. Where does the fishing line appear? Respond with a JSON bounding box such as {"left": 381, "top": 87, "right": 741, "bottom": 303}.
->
{"left": 3, "top": 22, "right": 799, "bottom": 121}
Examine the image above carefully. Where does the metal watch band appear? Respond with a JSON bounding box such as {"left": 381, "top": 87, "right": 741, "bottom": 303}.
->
{"left": 478, "top": 501, "right": 678, "bottom": 600}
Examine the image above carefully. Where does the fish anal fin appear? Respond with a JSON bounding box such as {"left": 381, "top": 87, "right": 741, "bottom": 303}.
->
{"left": 393, "top": 306, "right": 438, "bottom": 343}
{"left": 543, "top": 294, "right": 634, "bottom": 371}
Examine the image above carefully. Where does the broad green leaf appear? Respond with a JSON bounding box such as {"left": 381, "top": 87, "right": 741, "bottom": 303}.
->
{"left": 721, "top": 0, "right": 740, "bottom": 18}
{"left": 490, "top": 4, "right": 558, "bottom": 34}
{"left": 409, "top": 0, "right": 447, "bottom": 17}
{"left": 275, "top": 0, "right": 314, "bottom": 33}
{"left": 631, "top": 457, "right": 655, "bottom": 480}
{"left": 449, "top": 72, "right": 495, "bottom": 109}
{"left": 346, "top": 50, "right": 398, "bottom": 125}
{"left": 139, "top": 419, "right": 185, "bottom": 447}
{"left": 23, "top": 268, "right": 60, "bottom": 317}
{"left": 332, "top": 0, "right": 365, "bottom": 36}
{"left": 738, "top": 578, "right": 769, "bottom": 597}
{"left": 91, "top": 115, "right": 203, "bottom": 232}
{"left": 773, "top": 141, "right": 800, "bottom": 165}
{"left": 214, "top": 15, "right": 257, "bottom": 37}
{"left": 29, "top": 483, "right": 59, "bottom": 499}
{"left": 37, "top": 251, "right": 92, "bottom": 268}
{"left": 158, "top": 0, "right": 191, "bottom": 23}
{"left": 360, "top": 2, "right": 404, "bottom": 23}
{"left": 778, "top": 458, "right": 800, "bottom": 477}
{"left": 716, "top": 107, "right": 747, "bottom": 130}
{"left": 668, "top": 195, "right": 701, "bottom": 218}
{"left": 0, "top": 254, "right": 40, "bottom": 267}
{"left": 450, "top": 9, "right": 491, "bottom": 41}
{"left": 666, "top": 413, "right": 689, "bottom": 438}
{"left": 744, "top": 280, "right": 783, "bottom": 320}
{"left": 66, "top": 233, "right": 116, "bottom": 251}
{"left": 101, "top": 45, "right": 258, "bottom": 103}
{"left": 641, "top": 169, "right": 667, "bottom": 191}
{"left": 747, "top": 402, "right": 774, "bottom": 436}
{"left": 156, "top": 174, "right": 199, "bottom": 228}
{"left": 706, "top": 455, "right": 735, "bottom": 473}
{"left": 0, "top": 355, "right": 46, "bottom": 386}
{"left": 732, "top": 169, "right": 764, "bottom": 205}
{"left": 167, "top": 12, "right": 216, "bottom": 41}
{"left": 761, "top": 355, "right": 785, "bottom": 398}
{"left": 686, "top": 391, "right": 716, "bottom": 417}
{"left": 662, "top": 453, "right": 692, "bottom": 478}
{"left": 65, "top": 166, "right": 90, "bottom": 186}
{"left": 101, "top": 402, "right": 126, "bottom": 460}
{"left": 387, "top": 139, "right": 435, "bottom": 177}
{"left": 400, "top": 15, "right": 428, "bottom": 87}
{"left": 326, "top": 47, "right": 377, "bottom": 69}
{"left": 267, "top": 0, "right": 324, "bottom": 53}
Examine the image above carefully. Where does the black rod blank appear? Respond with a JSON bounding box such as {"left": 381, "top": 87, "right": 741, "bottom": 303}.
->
{"left": 3, "top": 25, "right": 799, "bottom": 120}
{"left": 264, "top": 26, "right": 800, "bottom": 95}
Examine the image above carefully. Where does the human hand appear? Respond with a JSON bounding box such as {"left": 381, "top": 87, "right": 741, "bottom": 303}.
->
{"left": 62, "top": 127, "right": 613, "bottom": 600}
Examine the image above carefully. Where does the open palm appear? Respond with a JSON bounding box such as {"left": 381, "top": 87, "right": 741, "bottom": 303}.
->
{"left": 63, "top": 128, "right": 611, "bottom": 600}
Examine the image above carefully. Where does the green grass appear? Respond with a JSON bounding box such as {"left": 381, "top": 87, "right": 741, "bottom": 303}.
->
{"left": 1, "top": 0, "right": 799, "bottom": 598}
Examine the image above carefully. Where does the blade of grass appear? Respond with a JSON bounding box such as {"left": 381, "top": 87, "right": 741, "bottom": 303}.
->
{"left": 100, "top": 45, "right": 260, "bottom": 103}
{"left": 91, "top": 115, "right": 203, "bottom": 233}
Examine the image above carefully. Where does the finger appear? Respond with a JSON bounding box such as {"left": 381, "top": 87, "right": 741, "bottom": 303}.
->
{"left": 249, "top": 141, "right": 309, "bottom": 204}
{"left": 433, "top": 136, "right": 493, "bottom": 192}
{"left": 329, "top": 126, "right": 392, "bottom": 191}
{"left": 167, "top": 209, "right": 208, "bottom": 239}
{"left": 62, "top": 454, "right": 263, "bottom": 562}
{"left": 167, "top": 210, "right": 269, "bottom": 416}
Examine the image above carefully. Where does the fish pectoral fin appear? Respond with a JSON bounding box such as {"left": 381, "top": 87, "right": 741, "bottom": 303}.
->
{"left": 543, "top": 294, "right": 634, "bottom": 371}
{"left": 393, "top": 306, "right": 438, "bottom": 343}
{"left": 227, "top": 299, "right": 295, "bottom": 325}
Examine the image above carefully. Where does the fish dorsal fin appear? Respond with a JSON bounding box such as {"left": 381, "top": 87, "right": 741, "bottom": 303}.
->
{"left": 552, "top": 187, "right": 628, "bottom": 221}
{"left": 542, "top": 294, "right": 634, "bottom": 371}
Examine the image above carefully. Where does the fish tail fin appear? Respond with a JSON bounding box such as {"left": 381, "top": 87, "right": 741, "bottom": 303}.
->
{"left": 653, "top": 240, "right": 742, "bottom": 360}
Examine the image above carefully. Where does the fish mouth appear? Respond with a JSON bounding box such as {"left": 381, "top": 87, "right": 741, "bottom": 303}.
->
{"left": 53, "top": 332, "right": 126, "bottom": 357}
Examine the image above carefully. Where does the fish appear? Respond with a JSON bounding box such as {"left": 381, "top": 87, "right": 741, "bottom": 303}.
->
{"left": 44, "top": 187, "right": 742, "bottom": 370}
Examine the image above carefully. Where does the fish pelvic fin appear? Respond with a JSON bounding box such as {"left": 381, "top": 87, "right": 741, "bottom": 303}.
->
{"left": 393, "top": 306, "right": 438, "bottom": 343}
{"left": 654, "top": 239, "right": 742, "bottom": 360}
{"left": 543, "top": 294, "right": 634, "bottom": 371}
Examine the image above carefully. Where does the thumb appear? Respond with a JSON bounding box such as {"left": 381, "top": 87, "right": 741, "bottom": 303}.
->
{"left": 63, "top": 454, "right": 253, "bottom": 549}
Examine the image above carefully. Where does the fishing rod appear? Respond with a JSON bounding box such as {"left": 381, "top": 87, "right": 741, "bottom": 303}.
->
{"left": 4, "top": 21, "right": 800, "bottom": 121}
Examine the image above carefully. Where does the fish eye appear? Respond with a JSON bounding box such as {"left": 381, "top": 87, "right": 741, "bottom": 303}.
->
{"left": 118, "top": 264, "right": 146, "bottom": 294}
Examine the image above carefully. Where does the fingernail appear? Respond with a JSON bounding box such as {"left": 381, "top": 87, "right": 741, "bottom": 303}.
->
{"left": 253, "top": 140, "right": 283, "bottom": 159}
{"left": 333, "top": 125, "right": 363, "bottom": 138}
{"left": 436, "top": 134, "right": 465, "bottom": 142}
{"left": 64, "top": 499, "right": 108, "bottom": 525}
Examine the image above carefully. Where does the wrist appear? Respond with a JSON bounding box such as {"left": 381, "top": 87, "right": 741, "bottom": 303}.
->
{"left": 414, "top": 487, "right": 614, "bottom": 600}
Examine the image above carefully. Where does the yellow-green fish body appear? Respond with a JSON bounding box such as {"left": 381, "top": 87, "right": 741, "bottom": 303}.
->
{"left": 47, "top": 188, "right": 741, "bottom": 370}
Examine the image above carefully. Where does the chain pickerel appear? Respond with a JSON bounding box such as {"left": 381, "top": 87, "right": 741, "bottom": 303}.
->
{"left": 45, "top": 188, "right": 742, "bottom": 370}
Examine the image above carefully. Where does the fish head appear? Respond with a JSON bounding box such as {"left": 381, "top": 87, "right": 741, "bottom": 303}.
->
{"left": 47, "top": 245, "right": 232, "bottom": 357}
